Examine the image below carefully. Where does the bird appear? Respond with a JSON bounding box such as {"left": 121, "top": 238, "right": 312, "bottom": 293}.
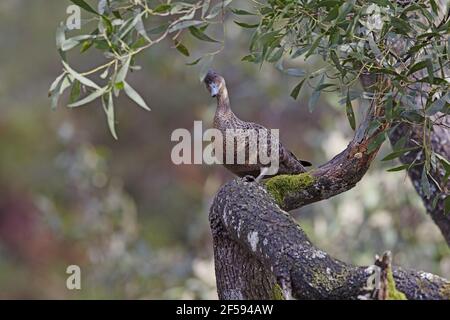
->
{"left": 203, "top": 70, "right": 312, "bottom": 180}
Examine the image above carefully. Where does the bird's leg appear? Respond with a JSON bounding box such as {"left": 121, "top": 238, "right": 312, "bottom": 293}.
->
{"left": 255, "top": 167, "right": 270, "bottom": 183}
{"left": 243, "top": 175, "right": 256, "bottom": 182}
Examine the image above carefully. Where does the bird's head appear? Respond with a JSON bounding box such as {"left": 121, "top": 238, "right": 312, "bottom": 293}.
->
{"left": 204, "top": 70, "right": 226, "bottom": 98}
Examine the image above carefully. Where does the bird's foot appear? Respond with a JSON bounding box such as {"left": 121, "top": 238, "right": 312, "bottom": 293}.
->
{"left": 243, "top": 175, "right": 256, "bottom": 182}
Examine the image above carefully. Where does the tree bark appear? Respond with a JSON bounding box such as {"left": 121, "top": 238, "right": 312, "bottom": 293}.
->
{"left": 210, "top": 178, "right": 450, "bottom": 299}
{"left": 388, "top": 118, "right": 450, "bottom": 245}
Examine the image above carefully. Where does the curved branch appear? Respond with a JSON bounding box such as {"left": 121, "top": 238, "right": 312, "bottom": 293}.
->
{"left": 265, "top": 95, "right": 387, "bottom": 211}
{"left": 210, "top": 179, "right": 450, "bottom": 300}
{"left": 389, "top": 118, "right": 450, "bottom": 245}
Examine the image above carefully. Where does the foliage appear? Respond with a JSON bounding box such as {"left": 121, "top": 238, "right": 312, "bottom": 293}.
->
{"left": 51, "top": 0, "right": 450, "bottom": 210}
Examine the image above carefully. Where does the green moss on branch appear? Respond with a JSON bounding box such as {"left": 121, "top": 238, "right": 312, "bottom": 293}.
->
{"left": 387, "top": 268, "right": 407, "bottom": 300}
{"left": 264, "top": 173, "right": 314, "bottom": 205}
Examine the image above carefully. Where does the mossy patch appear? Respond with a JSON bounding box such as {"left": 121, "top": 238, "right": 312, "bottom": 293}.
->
{"left": 264, "top": 173, "right": 314, "bottom": 205}
{"left": 439, "top": 283, "right": 450, "bottom": 299}
{"left": 387, "top": 268, "right": 407, "bottom": 300}
{"left": 272, "top": 284, "right": 285, "bottom": 300}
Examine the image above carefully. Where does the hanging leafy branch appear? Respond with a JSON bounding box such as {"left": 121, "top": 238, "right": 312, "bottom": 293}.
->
{"left": 49, "top": 0, "right": 232, "bottom": 139}
{"left": 50, "top": 0, "right": 450, "bottom": 212}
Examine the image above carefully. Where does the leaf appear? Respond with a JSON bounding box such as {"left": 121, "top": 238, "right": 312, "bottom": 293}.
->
{"left": 62, "top": 60, "right": 100, "bottom": 89}
{"left": 116, "top": 56, "right": 131, "bottom": 84}
{"left": 174, "top": 40, "right": 190, "bottom": 56}
{"left": 154, "top": 4, "right": 171, "bottom": 13}
{"left": 426, "top": 94, "right": 449, "bottom": 116}
{"left": 330, "top": 50, "right": 344, "bottom": 74}
{"left": 168, "top": 20, "right": 203, "bottom": 33}
{"left": 305, "top": 35, "right": 323, "bottom": 59}
{"left": 69, "top": 80, "right": 81, "bottom": 104}
{"left": 49, "top": 73, "right": 66, "bottom": 110}
{"left": 56, "top": 23, "right": 66, "bottom": 50}
{"left": 387, "top": 164, "right": 409, "bottom": 172}
{"left": 123, "top": 82, "right": 151, "bottom": 111}
{"left": 189, "top": 26, "right": 219, "bottom": 42}
{"left": 186, "top": 57, "right": 202, "bottom": 66}
{"left": 435, "top": 153, "right": 450, "bottom": 182}
{"left": 201, "top": 0, "right": 211, "bottom": 17}
{"left": 346, "top": 90, "right": 356, "bottom": 130}
{"left": 103, "top": 92, "right": 118, "bottom": 140}
{"left": 284, "top": 68, "right": 305, "bottom": 77}
{"left": 69, "top": 0, "right": 99, "bottom": 15}
{"left": 407, "top": 60, "right": 428, "bottom": 76}
{"left": 68, "top": 87, "right": 107, "bottom": 107}
{"left": 290, "top": 78, "right": 306, "bottom": 100}
{"left": 381, "top": 147, "right": 419, "bottom": 161}
{"left": 49, "top": 73, "right": 66, "bottom": 94}
{"left": 231, "top": 8, "right": 255, "bottom": 15}
{"left": 421, "top": 167, "right": 431, "bottom": 198}
{"left": 308, "top": 75, "right": 324, "bottom": 112}
{"left": 367, "top": 132, "right": 386, "bottom": 154}
{"left": 241, "top": 54, "right": 257, "bottom": 62}
{"left": 234, "top": 21, "right": 259, "bottom": 28}
{"left": 390, "top": 17, "right": 412, "bottom": 35}
{"left": 205, "top": 0, "right": 233, "bottom": 19}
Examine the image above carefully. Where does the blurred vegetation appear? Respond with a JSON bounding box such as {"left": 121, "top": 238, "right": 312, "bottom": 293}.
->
{"left": 0, "top": 0, "right": 448, "bottom": 299}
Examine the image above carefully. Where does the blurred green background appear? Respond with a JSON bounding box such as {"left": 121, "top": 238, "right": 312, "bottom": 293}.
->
{"left": 0, "top": 0, "right": 448, "bottom": 299}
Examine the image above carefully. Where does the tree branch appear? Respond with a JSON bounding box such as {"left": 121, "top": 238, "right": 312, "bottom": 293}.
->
{"left": 266, "top": 92, "right": 387, "bottom": 211}
{"left": 388, "top": 117, "right": 450, "bottom": 245}
{"left": 210, "top": 178, "right": 450, "bottom": 299}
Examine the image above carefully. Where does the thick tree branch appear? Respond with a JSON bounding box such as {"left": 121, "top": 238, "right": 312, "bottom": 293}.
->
{"left": 266, "top": 96, "right": 388, "bottom": 211}
{"left": 389, "top": 117, "right": 450, "bottom": 245}
{"left": 210, "top": 178, "right": 450, "bottom": 300}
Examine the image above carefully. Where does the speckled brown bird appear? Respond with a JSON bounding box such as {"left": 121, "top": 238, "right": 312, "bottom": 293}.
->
{"left": 204, "top": 70, "right": 311, "bottom": 179}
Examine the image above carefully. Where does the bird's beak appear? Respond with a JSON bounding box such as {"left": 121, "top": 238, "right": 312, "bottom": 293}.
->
{"left": 209, "top": 83, "right": 219, "bottom": 97}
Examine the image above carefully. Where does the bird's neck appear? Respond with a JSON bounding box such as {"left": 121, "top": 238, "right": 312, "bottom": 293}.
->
{"left": 216, "top": 87, "right": 232, "bottom": 115}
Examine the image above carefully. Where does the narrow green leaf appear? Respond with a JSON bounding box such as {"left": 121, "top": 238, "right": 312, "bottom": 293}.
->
{"left": 68, "top": 87, "right": 107, "bottom": 107}
{"left": 49, "top": 73, "right": 65, "bottom": 95}
{"left": 205, "top": 0, "right": 233, "bottom": 19}
{"left": 381, "top": 147, "right": 419, "bottom": 161}
{"left": 387, "top": 164, "right": 409, "bottom": 172}
{"left": 346, "top": 90, "right": 356, "bottom": 130}
{"left": 234, "top": 21, "right": 259, "bottom": 28}
{"left": 168, "top": 20, "right": 203, "bottom": 33}
{"left": 421, "top": 167, "right": 431, "bottom": 198}
{"left": 116, "top": 56, "right": 131, "bottom": 84}
{"left": 407, "top": 60, "right": 428, "bottom": 76}
{"left": 69, "top": 0, "right": 99, "bottom": 15}
{"left": 123, "top": 82, "right": 151, "bottom": 111}
{"left": 330, "top": 50, "right": 343, "bottom": 74}
{"left": 201, "top": 0, "right": 211, "bottom": 17}
{"left": 290, "top": 78, "right": 306, "bottom": 100}
{"left": 69, "top": 80, "right": 81, "bottom": 104}
{"left": 186, "top": 57, "right": 202, "bottom": 66}
{"left": 367, "top": 132, "right": 386, "bottom": 154}
{"left": 305, "top": 35, "right": 323, "bottom": 59}
{"left": 154, "top": 4, "right": 171, "bottom": 13}
{"left": 62, "top": 60, "right": 100, "bottom": 89}
{"left": 308, "top": 75, "right": 324, "bottom": 112}
{"left": 174, "top": 40, "right": 190, "bottom": 56}
{"left": 189, "top": 26, "right": 219, "bottom": 42}
{"left": 103, "top": 92, "right": 118, "bottom": 140}
{"left": 231, "top": 8, "right": 255, "bottom": 15}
